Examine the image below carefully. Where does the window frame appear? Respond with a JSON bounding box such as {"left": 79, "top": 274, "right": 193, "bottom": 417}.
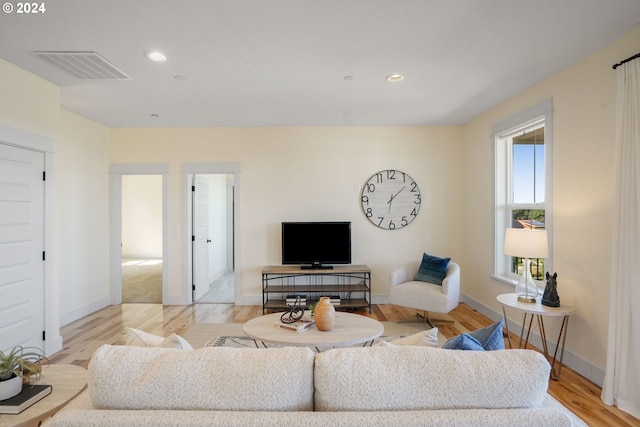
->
{"left": 492, "top": 99, "right": 553, "bottom": 286}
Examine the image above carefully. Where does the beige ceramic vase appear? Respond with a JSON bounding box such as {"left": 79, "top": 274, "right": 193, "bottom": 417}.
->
{"left": 314, "top": 297, "right": 336, "bottom": 331}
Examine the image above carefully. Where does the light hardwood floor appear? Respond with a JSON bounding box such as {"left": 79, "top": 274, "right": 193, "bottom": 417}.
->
{"left": 49, "top": 302, "right": 638, "bottom": 427}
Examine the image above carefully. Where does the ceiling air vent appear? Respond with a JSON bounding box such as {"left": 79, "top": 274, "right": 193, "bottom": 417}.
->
{"left": 30, "top": 51, "right": 131, "bottom": 80}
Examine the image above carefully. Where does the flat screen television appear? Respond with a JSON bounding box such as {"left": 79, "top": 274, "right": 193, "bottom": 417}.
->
{"left": 281, "top": 222, "right": 351, "bottom": 269}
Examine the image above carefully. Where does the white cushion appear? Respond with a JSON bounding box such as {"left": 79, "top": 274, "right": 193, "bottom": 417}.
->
{"left": 378, "top": 328, "right": 439, "bottom": 347}
{"left": 390, "top": 328, "right": 439, "bottom": 347}
{"left": 125, "top": 328, "right": 192, "bottom": 350}
{"left": 89, "top": 345, "right": 315, "bottom": 411}
{"left": 314, "top": 346, "right": 551, "bottom": 411}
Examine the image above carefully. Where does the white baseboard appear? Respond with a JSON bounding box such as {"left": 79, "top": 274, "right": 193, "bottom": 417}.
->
{"left": 461, "top": 294, "right": 604, "bottom": 387}
{"left": 60, "top": 297, "right": 111, "bottom": 327}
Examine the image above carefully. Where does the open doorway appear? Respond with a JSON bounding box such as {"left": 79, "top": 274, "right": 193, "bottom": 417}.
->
{"left": 109, "top": 163, "right": 168, "bottom": 306}
{"left": 121, "top": 175, "right": 163, "bottom": 303}
{"left": 192, "top": 173, "right": 235, "bottom": 304}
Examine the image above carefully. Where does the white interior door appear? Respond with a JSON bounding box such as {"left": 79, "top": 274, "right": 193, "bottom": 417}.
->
{"left": 0, "top": 143, "right": 45, "bottom": 352}
{"left": 193, "top": 175, "right": 210, "bottom": 300}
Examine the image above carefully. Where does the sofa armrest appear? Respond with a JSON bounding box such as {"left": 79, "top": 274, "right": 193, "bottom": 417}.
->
{"left": 390, "top": 260, "right": 419, "bottom": 286}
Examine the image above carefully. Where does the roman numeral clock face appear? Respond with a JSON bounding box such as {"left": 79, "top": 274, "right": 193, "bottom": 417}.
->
{"left": 361, "top": 169, "right": 421, "bottom": 230}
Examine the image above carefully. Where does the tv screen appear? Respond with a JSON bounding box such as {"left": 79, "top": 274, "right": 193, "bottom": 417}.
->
{"left": 281, "top": 222, "right": 351, "bottom": 269}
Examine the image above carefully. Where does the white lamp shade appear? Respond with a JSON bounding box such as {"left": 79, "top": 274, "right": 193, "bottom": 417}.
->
{"left": 504, "top": 228, "right": 549, "bottom": 259}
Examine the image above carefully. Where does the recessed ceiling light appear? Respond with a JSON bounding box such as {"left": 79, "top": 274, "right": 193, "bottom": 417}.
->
{"left": 145, "top": 51, "right": 167, "bottom": 62}
{"left": 344, "top": 75, "right": 354, "bottom": 81}
{"left": 150, "top": 113, "right": 159, "bottom": 118}
{"left": 174, "top": 75, "right": 186, "bottom": 81}
{"left": 386, "top": 74, "right": 404, "bottom": 82}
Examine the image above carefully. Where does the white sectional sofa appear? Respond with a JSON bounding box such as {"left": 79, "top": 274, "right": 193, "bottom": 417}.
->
{"left": 45, "top": 344, "right": 586, "bottom": 427}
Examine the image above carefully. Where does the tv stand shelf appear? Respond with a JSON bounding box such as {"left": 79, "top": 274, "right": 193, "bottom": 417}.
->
{"left": 261, "top": 265, "right": 372, "bottom": 314}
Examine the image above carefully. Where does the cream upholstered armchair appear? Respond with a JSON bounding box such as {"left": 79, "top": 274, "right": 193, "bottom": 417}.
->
{"left": 388, "top": 259, "right": 460, "bottom": 326}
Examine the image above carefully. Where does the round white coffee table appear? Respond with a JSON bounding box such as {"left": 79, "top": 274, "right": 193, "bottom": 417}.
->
{"left": 243, "top": 311, "right": 383, "bottom": 349}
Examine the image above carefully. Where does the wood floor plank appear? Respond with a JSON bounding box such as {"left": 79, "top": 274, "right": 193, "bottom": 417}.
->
{"left": 47, "top": 302, "right": 638, "bottom": 426}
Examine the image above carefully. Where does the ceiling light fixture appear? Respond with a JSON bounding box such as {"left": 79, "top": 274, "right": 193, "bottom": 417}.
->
{"left": 145, "top": 51, "right": 167, "bottom": 62}
{"left": 386, "top": 74, "right": 404, "bottom": 82}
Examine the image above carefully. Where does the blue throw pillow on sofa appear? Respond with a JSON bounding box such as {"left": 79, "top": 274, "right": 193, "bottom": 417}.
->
{"left": 441, "top": 333, "right": 485, "bottom": 351}
{"left": 413, "top": 253, "right": 451, "bottom": 285}
{"left": 468, "top": 318, "right": 505, "bottom": 351}
{"left": 442, "top": 318, "right": 505, "bottom": 351}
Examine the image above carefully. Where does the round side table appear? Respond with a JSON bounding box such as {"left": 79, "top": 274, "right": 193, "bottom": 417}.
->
{"left": 0, "top": 364, "right": 87, "bottom": 427}
{"left": 497, "top": 293, "right": 575, "bottom": 380}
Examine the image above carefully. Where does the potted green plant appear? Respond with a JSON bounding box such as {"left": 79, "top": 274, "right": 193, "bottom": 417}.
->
{"left": 307, "top": 303, "right": 316, "bottom": 317}
{"left": 0, "top": 346, "right": 47, "bottom": 400}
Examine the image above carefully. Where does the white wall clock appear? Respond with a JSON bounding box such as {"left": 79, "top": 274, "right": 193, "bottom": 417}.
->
{"left": 360, "top": 169, "right": 421, "bottom": 230}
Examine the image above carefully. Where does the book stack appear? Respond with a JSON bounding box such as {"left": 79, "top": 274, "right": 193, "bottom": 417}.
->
{"left": 286, "top": 294, "right": 306, "bottom": 307}
{"left": 274, "top": 317, "right": 315, "bottom": 333}
{"left": 0, "top": 384, "right": 52, "bottom": 414}
{"left": 329, "top": 295, "right": 340, "bottom": 306}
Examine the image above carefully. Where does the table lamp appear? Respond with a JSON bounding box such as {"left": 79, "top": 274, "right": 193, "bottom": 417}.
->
{"left": 504, "top": 228, "right": 549, "bottom": 303}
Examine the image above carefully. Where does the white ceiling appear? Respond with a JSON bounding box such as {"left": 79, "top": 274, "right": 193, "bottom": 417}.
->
{"left": 1, "top": 0, "right": 639, "bottom": 128}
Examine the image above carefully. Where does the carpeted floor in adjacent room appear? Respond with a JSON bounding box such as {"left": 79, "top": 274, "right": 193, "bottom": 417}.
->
{"left": 121, "top": 258, "right": 163, "bottom": 303}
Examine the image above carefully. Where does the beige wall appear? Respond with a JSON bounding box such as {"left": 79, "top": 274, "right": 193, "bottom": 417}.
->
{"left": 462, "top": 27, "right": 640, "bottom": 383}
{"left": 0, "top": 59, "right": 59, "bottom": 137}
{"left": 56, "top": 110, "right": 110, "bottom": 324}
{"left": 122, "top": 175, "right": 163, "bottom": 257}
{"left": 109, "top": 127, "right": 465, "bottom": 302}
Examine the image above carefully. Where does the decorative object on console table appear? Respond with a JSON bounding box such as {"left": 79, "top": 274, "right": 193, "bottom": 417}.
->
{"left": 504, "top": 228, "right": 549, "bottom": 303}
{"left": 286, "top": 294, "right": 306, "bottom": 307}
{"left": 542, "top": 272, "right": 561, "bottom": 307}
{"left": 314, "top": 297, "right": 336, "bottom": 331}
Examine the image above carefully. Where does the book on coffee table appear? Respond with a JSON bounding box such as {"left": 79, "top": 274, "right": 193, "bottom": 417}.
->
{"left": 0, "top": 384, "right": 52, "bottom": 414}
{"left": 274, "top": 318, "right": 315, "bottom": 333}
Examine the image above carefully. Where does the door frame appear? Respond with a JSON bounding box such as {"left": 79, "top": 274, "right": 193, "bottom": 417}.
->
{"left": 0, "top": 124, "right": 61, "bottom": 355}
{"left": 109, "top": 163, "right": 169, "bottom": 304}
{"left": 183, "top": 162, "right": 241, "bottom": 304}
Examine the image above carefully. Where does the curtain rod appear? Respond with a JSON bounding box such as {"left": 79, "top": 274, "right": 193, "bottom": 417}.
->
{"left": 612, "top": 52, "right": 640, "bottom": 69}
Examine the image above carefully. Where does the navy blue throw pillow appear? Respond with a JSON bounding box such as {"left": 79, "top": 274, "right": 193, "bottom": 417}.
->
{"left": 413, "top": 253, "right": 451, "bottom": 285}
